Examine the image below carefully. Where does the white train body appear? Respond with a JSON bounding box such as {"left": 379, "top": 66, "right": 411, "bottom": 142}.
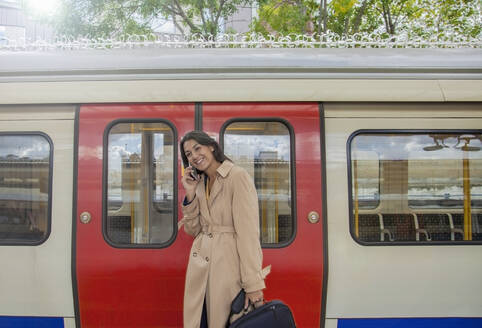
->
{"left": 0, "top": 47, "right": 481, "bottom": 328}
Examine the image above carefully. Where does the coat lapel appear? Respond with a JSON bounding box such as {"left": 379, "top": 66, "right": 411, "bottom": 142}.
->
{"left": 207, "top": 161, "right": 234, "bottom": 208}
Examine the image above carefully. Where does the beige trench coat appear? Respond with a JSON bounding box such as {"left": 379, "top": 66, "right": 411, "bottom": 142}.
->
{"left": 179, "top": 161, "right": 270, "bottom": 328}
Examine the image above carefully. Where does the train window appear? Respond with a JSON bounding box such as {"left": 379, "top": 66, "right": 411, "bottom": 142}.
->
{"left": 0, "top": 134, "right": 52, "bottom": 245}
{"left": 223, "top": 120, "right": 294, "bottom": 246}
{"left": 106, "top": 122, "right": 175, "bottom": 246}
{"left": 350, "top": 132, "right": 482, "bottom": 244}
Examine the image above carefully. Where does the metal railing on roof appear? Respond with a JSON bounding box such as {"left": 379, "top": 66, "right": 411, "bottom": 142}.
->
{"left": 0, "top": 32, "right": 481, "bottom": 51}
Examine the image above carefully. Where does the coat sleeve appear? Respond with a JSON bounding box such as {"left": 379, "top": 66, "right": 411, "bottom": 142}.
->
{"left": 179, "top": 194, "right": 201, "bottom": 237}
{"left": 231, "top": 169, "right": 268, "bottom": 293}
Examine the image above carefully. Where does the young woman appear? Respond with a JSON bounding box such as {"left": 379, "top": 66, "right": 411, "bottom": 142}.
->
{"left": 179, "top": 131, "right": 270, "bottom": 328}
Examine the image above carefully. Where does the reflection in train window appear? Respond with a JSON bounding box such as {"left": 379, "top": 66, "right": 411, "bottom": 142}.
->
{"left": 0, "top": 134, "right": 52, "bottom": 245}
{"left": 350, "top": 132, "right": 482, "bottom": 244}
{"left": 223, "top": 121, "right": 293, "bottom": 245}
{"left": 106, "top": 122, "right": 175, "bottom": 246}
{"left": 353, "top": 150, "right": 379, "bottom": 209}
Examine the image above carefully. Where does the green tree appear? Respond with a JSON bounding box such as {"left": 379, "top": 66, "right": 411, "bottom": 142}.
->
{"left": 318, "top": 0, "right": 327, "bottom": 33}
{"left": 252, "top": 0, "right": 318, "bottom": 35}
{"left": 327, "top": 0, "right": 377, "bottom": 35}
{"left": 55, "top": 0, "right": 253, "bottom": 38}
{"left": 52, "top": 0, "right": 481, "bottom": 40}
{"left": 252, "top": 0, "right": 480, "bottom": 40}
{"left": 408, "top": 0, "right": 481, "bottom": 39}
{"left": 52, "top": 1, "right": 147, "bottom": 37}
{"left": 253, "top": 0, "right": 380, "bottom": 37}
{"left": 372, "top": 0, "right": 420, "bottom": 35}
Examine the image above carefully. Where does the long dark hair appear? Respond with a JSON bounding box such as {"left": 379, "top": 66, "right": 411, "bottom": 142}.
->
{"left": 180, "top": 131, "right": 230, "bottom": 169}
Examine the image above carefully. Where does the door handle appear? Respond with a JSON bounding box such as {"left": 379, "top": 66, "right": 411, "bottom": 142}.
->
{"left": 307, "top": 211, "right": 320, "bottom": 224}
{"left": 80, "top": 211, "right": 92, "bottom": 224}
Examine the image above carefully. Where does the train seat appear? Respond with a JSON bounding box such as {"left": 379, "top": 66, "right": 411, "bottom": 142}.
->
{"left": 473, "top": 213, "right": 482, "bottom": 241}
{"left": 411, "top": 213, "right": 463, "bottom": 241}
{"left": 412, "top": 213, "right": 431, "bottom": 241}
{"left": 381, "top": 214, "right": 415, "bottom": 242}
{"left": 447, "top": 213, "right": 464, "bottom": 241}
{"left": 357, "top": 214, "right": 384, "bottom": 242}
{"left": 358, "top": 213, "right": 417, "bottom": 242}
{"left": 106, "top": 215, "right": 131, "bottom": 244}
{"left": 357, "top": 212, "right": 480, "bottom": 243}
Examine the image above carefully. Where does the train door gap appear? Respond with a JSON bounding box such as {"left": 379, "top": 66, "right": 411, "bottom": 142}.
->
{"left": 195, "top": 102, "right": 203, "bottom": 131}
{"left": 72, "top": 105, "right": 81, "bottom": 328}
{"left": 319, "top": 102, "right": 329, "bottom": 328}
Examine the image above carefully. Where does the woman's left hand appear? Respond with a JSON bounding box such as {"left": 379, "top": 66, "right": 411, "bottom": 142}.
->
{"left": 245, "top": 290, "right": 264, "bottom": 309}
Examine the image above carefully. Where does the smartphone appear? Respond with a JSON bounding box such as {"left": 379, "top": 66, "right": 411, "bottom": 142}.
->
{"left": 189, "top": 167, "right": 198, "bottom": 180}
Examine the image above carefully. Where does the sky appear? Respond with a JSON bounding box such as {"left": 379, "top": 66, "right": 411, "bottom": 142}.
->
{"left": 24, "top": 0, "right": 60, "bottom": 18}
{"left": 0, "top": 135, "right": 50, "bottom": 159}
{"left": 352, "top": 134, "right": 482, "bottom": 161}
{"left": 225, "top": 134, "right": 291, "bottom": 161}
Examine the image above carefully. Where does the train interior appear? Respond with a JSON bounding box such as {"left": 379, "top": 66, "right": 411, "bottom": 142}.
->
{"left": 352, "top": 133, "right": 482, "bottom": 243}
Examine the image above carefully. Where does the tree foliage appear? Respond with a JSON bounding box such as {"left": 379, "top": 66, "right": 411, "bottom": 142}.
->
{"left": 51, "top": 0, "right": 481, "bottom": 40}
{"left": 55, "top": 0, "right": 253, "bottom": 37}
{"left": 326, "top": 0, "right": 376, "bottom": 35}
{"left": 55, "top": 0, "right": 151, "bottom": 37}
{"left": 253, "top": 0, "right": 481, "bottom": 39}
{"left": 407, "top": 0, "right": 481, "bottom": 39}
{"left": 252, "top": 0, "right": 318, "bottom": 35}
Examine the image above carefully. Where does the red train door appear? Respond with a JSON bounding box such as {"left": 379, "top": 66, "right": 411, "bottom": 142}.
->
{"left": 75, "top": 102, "right": 325, "bottom": 327}
{"left": 75, "top": 104, "right": 195, "bottom": 327}
{"left": 203, "top": 103, "right": 325, "bottom": 327}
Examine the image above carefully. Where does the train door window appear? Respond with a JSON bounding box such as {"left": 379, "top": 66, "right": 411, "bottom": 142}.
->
{"left": 222, "top": 120, "right": 294, "bottom": 246}
{"left": 0, "top": 133, "right": 52, "bottom": 245}
{"left": 106, "top": 122, "right": 175, "bottom": 246}
{"left": 349, "top": 131, "right": 482, "bottom": 244}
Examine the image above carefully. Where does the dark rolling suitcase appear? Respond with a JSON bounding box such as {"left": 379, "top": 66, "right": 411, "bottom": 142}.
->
{"left": 226, "top": 289, "right": 296, "bottom": 328}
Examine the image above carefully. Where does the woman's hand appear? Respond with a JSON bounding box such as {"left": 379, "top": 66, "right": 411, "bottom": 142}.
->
{"left": 244, "top": 290, "right": 264, "bottom": 309}
{"left": 181, "top": 166, "right": 200, "bottom": 202}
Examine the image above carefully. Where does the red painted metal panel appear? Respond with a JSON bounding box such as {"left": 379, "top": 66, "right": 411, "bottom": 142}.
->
{"left": 203, "top": 103, "right": 324, "bottom": 328}
{"left": 76, "top": 104, "right": 195, "bottom": 327}
{"left": 76, "top": 102, "right": 324, "bottom": 327}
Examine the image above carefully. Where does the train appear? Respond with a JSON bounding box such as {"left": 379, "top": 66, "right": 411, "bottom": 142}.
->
{"left": 0, "top": 46, "right": 481, "bottom": 328}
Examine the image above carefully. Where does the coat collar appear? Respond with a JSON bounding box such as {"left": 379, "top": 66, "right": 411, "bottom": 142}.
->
{"left": 199, "top": 161, "right": 234, "bottom": 213}
{"left": 216, "top": 160, "right": 234, "bottom": 178}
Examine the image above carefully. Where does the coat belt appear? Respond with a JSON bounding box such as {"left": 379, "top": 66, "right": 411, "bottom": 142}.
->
{"left": 201, "top": 225, "right": 235, "bottom": 234}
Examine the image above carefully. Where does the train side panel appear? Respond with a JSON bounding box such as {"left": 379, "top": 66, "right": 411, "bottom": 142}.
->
{"left": 324, "top": 103, "right": 482, "bottom": 325}
{"left": 0, "top": 105, "right": 76, "bottom": 325}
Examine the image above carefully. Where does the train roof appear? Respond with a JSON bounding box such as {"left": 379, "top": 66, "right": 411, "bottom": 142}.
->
{"left": 1, "top": 48, "right": 482, "bottom": 82}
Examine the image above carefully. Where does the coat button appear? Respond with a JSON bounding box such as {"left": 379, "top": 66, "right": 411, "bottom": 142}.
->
{"left": 193, "top": 252, "right": 197, "bottom": 257}
{"left": 205, "top": 257, "right": 209, "bottom": 262}
{"left": 208, "top": 233, "right": 213, "bottom": 238}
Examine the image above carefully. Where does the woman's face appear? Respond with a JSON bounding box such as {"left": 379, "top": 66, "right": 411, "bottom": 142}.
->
{"left": 183, "top": 139, "right": 216, "bottom": 171}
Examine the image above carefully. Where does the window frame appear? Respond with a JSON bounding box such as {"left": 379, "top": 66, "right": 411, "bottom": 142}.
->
{"left": 102, "top": 119, "right": 178, "bottom": 249}
{"left": 220, "top": 118, "right": 297, "bottom": 248}
{"left": 0, "top": 131, "right": 53, "bottom": 246}
{"left": 347, "top": 129, "right": 482, "bottom": 246}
